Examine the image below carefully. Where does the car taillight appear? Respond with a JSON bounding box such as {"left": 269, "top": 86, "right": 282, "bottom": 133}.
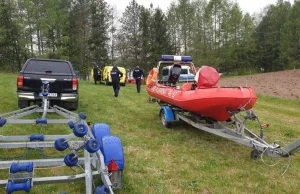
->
{"left": 72, "top": 78, "right": 78, "bottom": 90}
{"left": 17, "top": 75, "right": 24, "bottom": 89}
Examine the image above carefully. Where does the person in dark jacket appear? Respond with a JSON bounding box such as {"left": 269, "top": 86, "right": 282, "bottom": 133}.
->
{"left": 93, "top": 63, "right": 99, "bottom": 85}
{"left": 110, "top": 65, "right": 123, "bottom": 97}
{"left": 133, "top": 65, "right": 145, "bottom": 93}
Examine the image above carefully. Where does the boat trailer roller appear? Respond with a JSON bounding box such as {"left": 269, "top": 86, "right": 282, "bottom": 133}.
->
{"left": 159, "top": 105, "right": 300, "bottom": 160}
{"left": 0, "top": 82, "right": 124, "bottom": 194}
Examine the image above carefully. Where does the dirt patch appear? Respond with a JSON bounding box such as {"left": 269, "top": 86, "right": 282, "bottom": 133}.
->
{"left": 217, "top": 69, "right": 300, "bottom": 99}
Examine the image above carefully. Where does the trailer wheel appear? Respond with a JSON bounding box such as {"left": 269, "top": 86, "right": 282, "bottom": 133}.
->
{"left": 160, "top": 110, "right": 171, "bottom": 128}
{"left": 250, "top": 150, "right": 261, "bottom": 160}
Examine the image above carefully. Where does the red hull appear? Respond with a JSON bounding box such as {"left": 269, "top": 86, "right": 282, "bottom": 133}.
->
{"left": 147, "top": 83, "right": 257, "bottom": 121}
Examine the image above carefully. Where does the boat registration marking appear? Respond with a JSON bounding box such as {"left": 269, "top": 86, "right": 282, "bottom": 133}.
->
{"left": 151, "top": 86, "right": 166, "bottom": 95}
{"left": 168, "top": 90, "right": 178, "bottom": 98}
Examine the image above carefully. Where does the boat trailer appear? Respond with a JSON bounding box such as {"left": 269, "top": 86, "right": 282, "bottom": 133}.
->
{"left": 0, "top": 82, "right": 124, "bottom": 194}
{"left": 158, "top": 103, "right": 300, "bottom": 162}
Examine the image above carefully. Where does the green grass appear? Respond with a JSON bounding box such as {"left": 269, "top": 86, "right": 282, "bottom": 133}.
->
{"left": 0, "top": 72, "right": 300, "bottom": 193}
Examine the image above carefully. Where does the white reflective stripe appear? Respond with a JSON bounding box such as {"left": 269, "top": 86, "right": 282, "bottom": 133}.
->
{"left": 40, "top": 78, "right": 56, "bottom": 83}
{"left": 174, "top": 56, "right": 181, "bottom": 61}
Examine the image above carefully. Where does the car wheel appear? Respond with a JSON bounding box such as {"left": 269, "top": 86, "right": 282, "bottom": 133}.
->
{"left": 18, "top": 100, "right": 29, "bottom": 109}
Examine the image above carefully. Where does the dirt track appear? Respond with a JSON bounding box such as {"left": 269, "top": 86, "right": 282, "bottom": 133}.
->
{"left": 217, "top": 69, "right": 300, "bottom": 99}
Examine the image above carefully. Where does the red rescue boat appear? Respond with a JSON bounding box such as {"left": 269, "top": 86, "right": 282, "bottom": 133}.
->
{"left": 146, "top": 56, "right": 257, "bottom": 121}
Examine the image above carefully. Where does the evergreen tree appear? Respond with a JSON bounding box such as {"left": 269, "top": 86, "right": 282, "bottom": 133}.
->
{"left": 254, "top": 0, "right": 291, "bottom": 72}
{"left": 166, "top": 2, "right": 180, "bottom": 55}
{"left": 139, "top": 5, "right": 151, "bottom": 69}
{"left": 0, "top": 0, "right": 22, "bottom": 72}
{"left": 149, "top": 7, "right": 173, "bottom": 68}
{"left": 280, "top": 0, "right": 300, "bottom": 69}
{"left": 89, "top": 0, "right": 109, "bottom": 67}
{"left": 119, "top": 0, "right": 141, "bottom": 67}
{"left": 69, "top": 0, "right": 91, "bottom": 79}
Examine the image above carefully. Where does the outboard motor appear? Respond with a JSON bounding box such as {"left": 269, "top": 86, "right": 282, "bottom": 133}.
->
{"left": 168, "top": 64, "right": 181, "bottom": 85}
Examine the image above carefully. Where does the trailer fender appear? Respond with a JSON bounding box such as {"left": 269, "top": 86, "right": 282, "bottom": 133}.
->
{"left": 101, "top": 136, "right": 124, "bottom": 170}
{"left": 159, "top": 106, "right": 175, "bottom": 121}
{"left": 92, "top": 123, "right": 111, "bottom": 149}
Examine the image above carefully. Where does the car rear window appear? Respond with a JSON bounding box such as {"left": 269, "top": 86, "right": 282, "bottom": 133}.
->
{"left": 181, "top": 69, "right": 188, "bottom": 74}
{"left": 162, "top": 68, "right": 169, "bottom": 76}
{"left": 24, "top": 60, "right": 72, "bottom": 74}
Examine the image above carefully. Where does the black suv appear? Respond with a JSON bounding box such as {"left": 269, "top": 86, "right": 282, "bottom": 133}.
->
{"left": 17, "top": 58, "right": 79, "bottom": 110}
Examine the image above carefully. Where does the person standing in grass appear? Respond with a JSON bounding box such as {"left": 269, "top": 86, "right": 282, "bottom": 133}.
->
{"left": 93, "top": 63, "right": 100, "bottom": 85}
{"left": 110, "top": 65, "right": 123, "bottom": 97}
{"left": 133, "top": 65, "right": 145, "bottom": 93}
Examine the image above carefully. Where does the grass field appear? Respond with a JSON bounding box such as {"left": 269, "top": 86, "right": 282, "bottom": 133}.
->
{"left": 0, "top": 72, "right": 300, "bottom": 194}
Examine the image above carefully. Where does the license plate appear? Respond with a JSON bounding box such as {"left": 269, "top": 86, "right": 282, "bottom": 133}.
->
{"left": 39, "top": 93, "right": 57, "bottom": 97}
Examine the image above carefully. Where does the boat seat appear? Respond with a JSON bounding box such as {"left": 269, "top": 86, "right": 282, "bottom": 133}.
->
{"left": 195, "top": 66, "right": 220, "bottom": 88}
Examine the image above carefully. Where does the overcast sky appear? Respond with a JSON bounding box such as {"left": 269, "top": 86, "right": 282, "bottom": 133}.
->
{"left": 108, "top": 0, "right": 294, "bottom": 15}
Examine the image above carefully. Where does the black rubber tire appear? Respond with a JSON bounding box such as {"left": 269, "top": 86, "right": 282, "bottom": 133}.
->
{"left": 18, "top": 100, "right": 29, "bottom": 109}
{"left": 250, "top": 150, "right": 261, "bottom": 160}
{"left": 160, "top": 110, "right": 171, "bottom": 128}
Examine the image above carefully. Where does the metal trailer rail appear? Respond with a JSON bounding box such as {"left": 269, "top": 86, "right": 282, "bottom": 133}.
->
{"left": 0, "top": 82, "right": 124, "bottom": 194}
{"left": 158, "top": 104, "right": 300, "bottom": 160}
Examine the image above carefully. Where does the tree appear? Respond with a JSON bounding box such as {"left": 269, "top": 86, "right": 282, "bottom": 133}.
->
{"left": 108, "top": 5, "right": 119, "bottom": 65}
{"left": 254, "top": 0, "right": 291, "bottom": 72}
{"left": 280, "top": 0, "right": 300, "bottom": 69}
{"left": 0, "top": 0, "right": 23, "bottom": 72}
{"left": 89, "top": 0, "right": 109, "bottom": 67}
{"left": 139, "top": 5, "right": 151, "bottom": 69}
{"left": 118, "top": 0, "right": 141, "bottom": 67}
{"left": 166, "top": 2, "right": 180, "bottom": 55}
{"left": 69, "top": 0, "right": 91, "bottom": 79}
{"left": 149, "top": 7, "right": 173, "bottom": 68}
{"left": 176, "top": 0, "right": 195, "bottom": 55}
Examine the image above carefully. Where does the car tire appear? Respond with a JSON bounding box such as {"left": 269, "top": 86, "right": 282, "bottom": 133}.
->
{"left": 18, "top": 100, "right": 29, "bottom": 109}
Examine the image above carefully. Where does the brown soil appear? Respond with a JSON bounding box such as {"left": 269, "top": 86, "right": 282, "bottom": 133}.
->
{"left": 217, "top": 69, "right": 300, "bottom": 99}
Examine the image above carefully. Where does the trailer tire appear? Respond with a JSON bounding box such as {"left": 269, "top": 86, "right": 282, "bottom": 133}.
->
{"left": 160, "top": 109, "right": 172, "bottom": 128}
{"left": 250, "top": 150, "right": 261, "bottom": 160}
